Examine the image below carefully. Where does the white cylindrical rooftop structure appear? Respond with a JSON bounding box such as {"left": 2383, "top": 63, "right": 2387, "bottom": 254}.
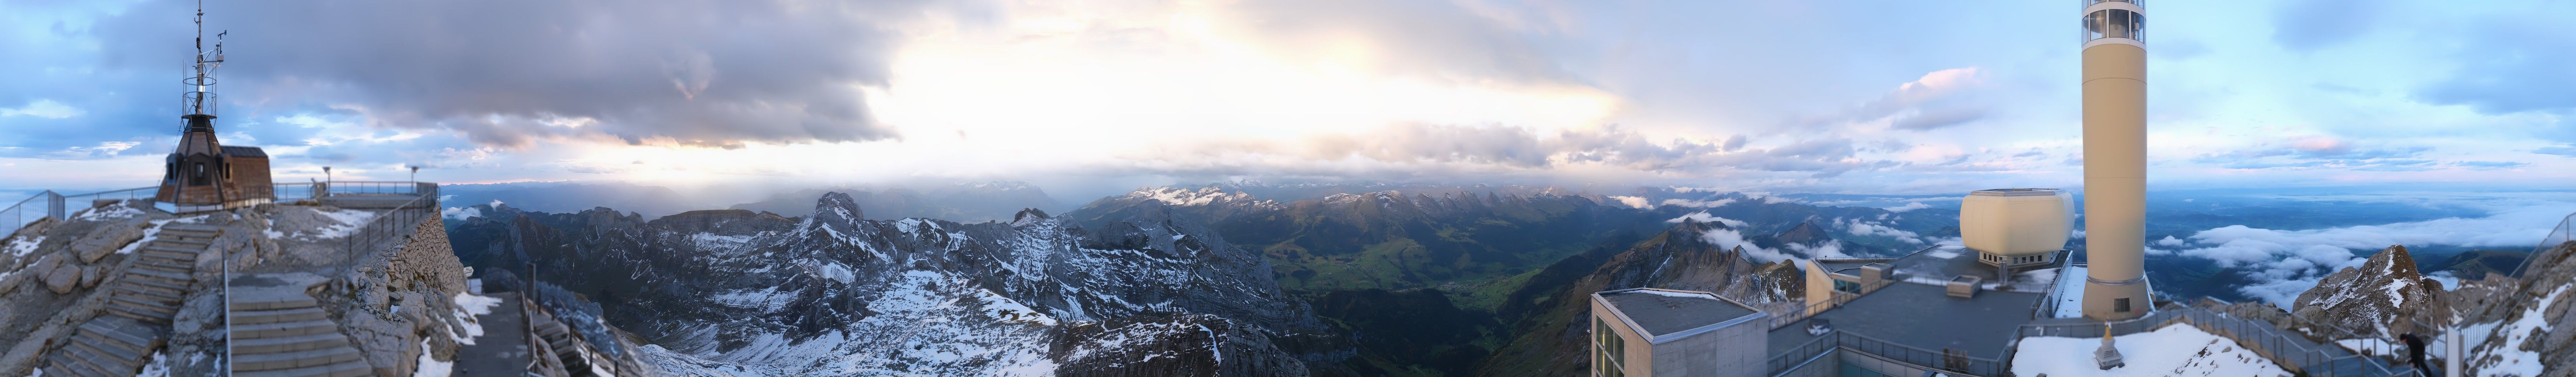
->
{"left": 1960, "top": 188, "right": 2072, "bottom": 257}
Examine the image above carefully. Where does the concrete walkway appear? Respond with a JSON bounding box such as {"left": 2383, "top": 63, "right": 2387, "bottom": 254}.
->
{"left": 453, "top": 292, "right": 529, "bottom": 377}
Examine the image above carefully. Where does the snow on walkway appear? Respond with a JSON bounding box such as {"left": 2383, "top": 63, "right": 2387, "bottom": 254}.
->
{"left": 2012, "top": 323, "right": 2292, "bottom": 377}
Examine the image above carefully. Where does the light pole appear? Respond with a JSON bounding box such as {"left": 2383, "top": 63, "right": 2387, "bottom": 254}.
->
{"left": 409, "top": 165, "right": 420, "bottom": 184}
{"left": 322, "top": 166, "right": 332, "bottom": 197}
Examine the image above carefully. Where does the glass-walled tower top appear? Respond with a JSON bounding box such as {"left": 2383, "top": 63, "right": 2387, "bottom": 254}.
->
{"left": 2083, "top": 0, "right": 2144, "bottom": 47}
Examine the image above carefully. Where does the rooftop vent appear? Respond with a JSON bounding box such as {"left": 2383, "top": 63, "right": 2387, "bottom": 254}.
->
{"left": 1946, "top": 275, "right": 1983, "bottom": 299}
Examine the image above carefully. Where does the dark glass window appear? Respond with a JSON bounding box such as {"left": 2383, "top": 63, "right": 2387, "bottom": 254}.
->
{"left": 1594, "top": 318, "right": 1626, "bottom": 377}
{"left": 2084, "top": 8, "right": 2144, "bottom": 42}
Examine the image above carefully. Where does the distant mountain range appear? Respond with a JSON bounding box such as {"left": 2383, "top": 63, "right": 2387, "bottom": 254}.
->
{"left": 433, "top": 180, "right": 2556, "bottom": 376}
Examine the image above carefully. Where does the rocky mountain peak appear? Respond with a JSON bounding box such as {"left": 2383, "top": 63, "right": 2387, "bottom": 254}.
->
{"left": 648, "top": 209, "right": 795, "bottom": 236}
{"left": 2292, "top": 244, "right": 2451, "bottom": 337}
{"left": 812, "top": 191, "right": 865, "bottom": 223}
{"left": 1774, "top": 221, "right": 1833, "bottom": 246}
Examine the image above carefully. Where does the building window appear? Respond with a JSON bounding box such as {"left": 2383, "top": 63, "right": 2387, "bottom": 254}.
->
{"left": 2113, "top": 297, "right": 2131, "bottom": 313}
{"left": 1833, "top": 279, "right": 1860, "bottom": 293}
{"left": 1594, "top": 318, "right": 1626, "bottom": 377}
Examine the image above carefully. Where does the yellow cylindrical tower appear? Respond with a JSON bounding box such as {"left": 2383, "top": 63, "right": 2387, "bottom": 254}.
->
{"left": 2080, "top": 0, "right": 2151, "bottom": 320}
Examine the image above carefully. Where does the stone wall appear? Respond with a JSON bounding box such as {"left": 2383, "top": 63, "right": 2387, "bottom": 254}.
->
{"left": 318, "top": 215, "right": 471, "bottom": 377}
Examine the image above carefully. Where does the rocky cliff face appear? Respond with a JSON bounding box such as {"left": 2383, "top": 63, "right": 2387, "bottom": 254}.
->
{"left": 2443, "top": 239, "right": 2576, "bottom": 376}
{"left": 449, "top": 192, "right": 1342, "bottom": 376}
{"left": 1479, "top": 219, "right": 1798, "bottom": 376}
{"left": 2291, "top": 245, "right": 2453, "bottom": 337}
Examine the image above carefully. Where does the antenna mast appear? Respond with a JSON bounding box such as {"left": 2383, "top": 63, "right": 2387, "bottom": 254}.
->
{"left": 184, "top": 0, "right": 225, "bottom": 121}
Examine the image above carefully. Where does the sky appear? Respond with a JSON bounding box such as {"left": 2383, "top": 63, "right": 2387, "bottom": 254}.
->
{"left": 0, "top": 0, "right": 2570, "bottom": 200}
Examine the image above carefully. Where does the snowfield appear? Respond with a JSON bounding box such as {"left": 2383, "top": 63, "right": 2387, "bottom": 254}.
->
{"left": 2012, "top": 324, "right": 2292, "bottom": 377}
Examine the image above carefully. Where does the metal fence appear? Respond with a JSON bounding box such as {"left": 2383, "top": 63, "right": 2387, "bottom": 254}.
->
{"left": 321, "top": 180, "right": 432, "bottom": 196}
{"left": 2013, "top": 306, "right": 2417, "bottom": 377}
{"left": 1, "top": 187, "right": 158, "bottom": 236}
{"left": 341, "top": 192, "right": 436, "bottom": 251}
{"left": 2510, "top": 212, "right": 2575, "bottom": 278}
{"left": 1765, "top": 330, "right": 2006, "bottom": 377}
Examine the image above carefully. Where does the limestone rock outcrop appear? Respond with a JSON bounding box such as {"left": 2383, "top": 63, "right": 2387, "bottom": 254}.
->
{"left": 2290, "top": 245, "right": 2451, "bottom": 336}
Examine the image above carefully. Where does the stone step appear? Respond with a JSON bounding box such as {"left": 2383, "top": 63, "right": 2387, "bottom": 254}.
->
{"left": 158, "top": 228, "right": 222, "bottom": 238}
{"left": 111, "top": 287, "right": 183, "bottom": 306}
{"left": 103, "top": 306, "right": 171, "bottom": 324}
{"left": 139, "top": 250, "right": 199, "bottom": 264}
{"left": 116, "top": 278, "right": 188, "bottom": 297}
{"left": 161, "top": 223, "right": 224, "bottom": 232}
{"left": 55, "top": 343, "right": 136, "bottom": 377}
{"left": 231, "top": 292, "right": 319, "bottom": 311}
{"left": 76, "top": 316, "right": 164, "bottom": 349}
{"left": 233, "top": 332, "right": 353, "bottom": 354}
{"left": 107, "top": 296, "right": 177, "bottom": 316}
{"left": 67, "top": 337, "right": 144, "bottom": 370}
{"left": 233, "top": 346, "right": 361, "bottom": 372}
{"left": 69, "top": 327, "right": 152, "bottom": 361}
{"left": 235, "top": 320, "right": 339, "bottom": 339}
{"left": 35, "top": 366, "right": 87, "bottom": 377}
{"left": 44, "top": 353, "right": 111, "bottom": 377}
{"left": 134, "top": 262, "right": 193, "bottom": 276}
{"left": 122, "top": 267, "right": 193, "bottom": 285}
{"left": 152, "top": 237, "right": 211, "bottom": 247}
{"left": 235, "top": 307, "right": 328, "bottom": 325}
{"left": 140, "top": 244, "right": 203, "bottom": 256}
{"left": 132, "top": 257, "right": 194, "bottom": 272}
{"left": 234, "top": 360, "right": 371, "bottom": 377}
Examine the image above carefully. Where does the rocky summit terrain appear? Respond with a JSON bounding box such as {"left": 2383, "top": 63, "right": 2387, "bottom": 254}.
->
{"left": 2291, "top": 245, "right": 2454, "bottom": 337}
{"left": 448, "top": 192, "right": 1345, "bottom": 376}
{"left": 2443, "top": 238, "right": 2576, "bottom": 376}
{"left": 2268, "top": 239, "right": 2576, "bottom": 376}
{"left": 0, "top": 200, "right": 482, "bottom": 377}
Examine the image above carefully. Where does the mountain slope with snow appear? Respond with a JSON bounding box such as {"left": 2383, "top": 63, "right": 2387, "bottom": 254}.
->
{"left": 447, "top": 193, "right": 1340, "bottom": 376}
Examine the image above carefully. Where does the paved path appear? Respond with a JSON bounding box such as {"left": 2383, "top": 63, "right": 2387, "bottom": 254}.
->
{"left": 454, "top": 292, "right": 530, "bottom": 377}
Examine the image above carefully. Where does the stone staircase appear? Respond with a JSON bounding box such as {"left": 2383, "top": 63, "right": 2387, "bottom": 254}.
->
{"left": 229, "top": 291, "right": 371, "bottom": 377}
{"left": 529, "top": 307, "right": 602, "bottom": 376}
{"left": 109, "top": 223, "right": 216, "bottom": 323}
{"left": 40, "top": 223, "right": 218, "bottom": 377}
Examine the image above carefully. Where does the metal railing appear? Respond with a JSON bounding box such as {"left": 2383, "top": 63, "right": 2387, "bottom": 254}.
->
{"left": 2, "top": 187, "right": 160, "bottom": 236}
{"left": 1762, "top": 274, "right": 1903, "bottom": 330}
{"left": 321, "top": 180, "right": 433, "bottom": 196}
{"left": 1767, "top": 330, "right": 1840, "bottom": 374}
{"left": 340, "top": 191, "right": 435, "bottom": 251}
{"left": 2011, "top": 306, "right": 2417, "bottom": 377}
{"left": 2509, "top": 212, "right": 2575, "bottom": 278}
{"left": 1766, "top": 330, "right": 2007, "bottom": 376}
{"left": 3, "top": 183, "right": 345, "bottom": 236}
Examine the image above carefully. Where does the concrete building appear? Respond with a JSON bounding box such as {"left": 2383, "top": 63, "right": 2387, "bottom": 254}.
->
{"left": 1589, "top": 288, "right": 1769, "bottom": 377}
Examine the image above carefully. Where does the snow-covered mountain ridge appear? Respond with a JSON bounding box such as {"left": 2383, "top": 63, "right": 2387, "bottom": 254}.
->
{"left": 447, "top": 192, "right": 1339, "bottom": 376}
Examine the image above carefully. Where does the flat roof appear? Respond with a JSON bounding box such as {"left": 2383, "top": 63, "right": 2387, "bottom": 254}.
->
{"left": 1815, "top": 259, "right": 1892, "bottom": 276}
{"left": 1767, "top": 244, "right": 2069, "bottom": 359}
{"left": 1885, "top": 245, "right": 2058, "bottom": 286}
{"left": 1598, "top": 289, "right": 1759, "bottom": 337}
{"left": 1768, "top": 283, "right": 2048, "bottom": 358}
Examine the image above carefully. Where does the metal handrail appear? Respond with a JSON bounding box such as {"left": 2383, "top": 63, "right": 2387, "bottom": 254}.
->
{"left": 341, "top": 190, "right": 435, "bottom": 251}
{"left": 2508, "top": 212, "right": 2576, "bottom": 278}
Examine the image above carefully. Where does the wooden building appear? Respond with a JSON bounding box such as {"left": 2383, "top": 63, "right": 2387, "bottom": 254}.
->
{"left": 154, "top": 113, "right": 272, "bottom": 212}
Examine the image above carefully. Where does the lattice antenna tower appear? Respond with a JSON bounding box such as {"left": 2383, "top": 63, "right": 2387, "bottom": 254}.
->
{"left": 183, "top": 0, "right": 227, "bottom": 125}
